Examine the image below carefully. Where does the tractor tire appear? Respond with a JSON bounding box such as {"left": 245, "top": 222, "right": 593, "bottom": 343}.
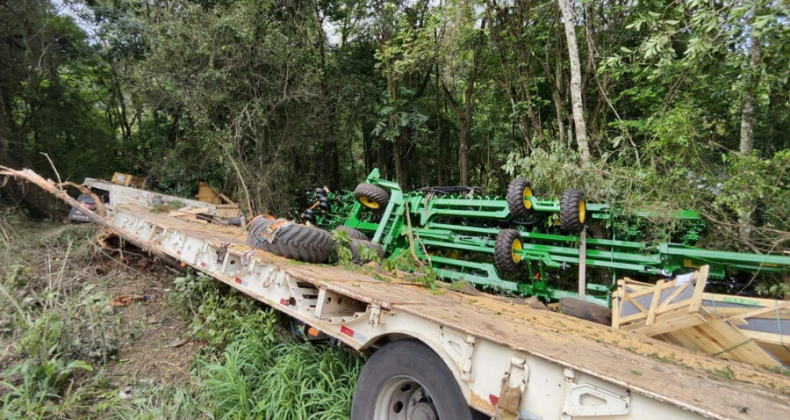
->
{"left": 246, "top": 217, "right": 275, "bottom": 248}
{"left": 348, "top": 239, "right": 384, "bottom": 264}
{"left": 494, "top": 229, "right": 523, "bottom": 273}
{"left": 247, "top": 218, "right": 332, "bottom": 263}
{"left": 560, "top": 189, "right": 586, "bottom": 233}
{"left": 334, "top": 225, "right": 369, "bottom": 241}
{"left": 507, "top": 178, "right": 534, "bottom": 218}
{"left": 354, "top": 183, "right": 389, "bottom": 210}
{"left": 351, "top": 340, "right": 482, "bottom": 420}
{"left": 558, "top": 297, "right": 612, "bottom": 326}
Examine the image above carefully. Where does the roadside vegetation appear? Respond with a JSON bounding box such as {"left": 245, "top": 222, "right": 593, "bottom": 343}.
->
{"left": 0, "top": 211, "right": 360, "bottom": 419}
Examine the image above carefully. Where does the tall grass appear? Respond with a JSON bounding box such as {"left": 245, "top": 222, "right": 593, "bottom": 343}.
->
{"left": 200, "top": 323, "right": 360, "bottom": 420}
{"left": 116, "top": 280, "right": 362, "bottom": 420}
{"left": 1, "top": 216, "right": 363, "bottom": 420}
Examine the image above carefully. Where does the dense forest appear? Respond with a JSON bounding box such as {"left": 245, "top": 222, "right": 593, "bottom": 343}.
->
{"left": 1, "top": 0, "right": 789, "bottom": 255}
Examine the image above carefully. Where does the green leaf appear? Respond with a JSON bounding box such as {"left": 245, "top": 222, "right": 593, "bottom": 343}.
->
{"left": 67, "top": 360, "right": 94, "bottom": 372}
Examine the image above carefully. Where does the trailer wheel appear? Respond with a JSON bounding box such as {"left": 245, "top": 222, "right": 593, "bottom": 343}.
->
{"left": 352, "top": 340, "right": 478, "bottom": 420}
{"left": 334, "top": 225, "right": 369, "bottom": 241}
{"left": 494, "top": 229, "right": 523, "bottom": 273}
{"left": 354, "top": 183, "right": 389, "bottom": 210}
{"left": 247, "top": 218, "right": 332, "bottom": 263}
{"left": 507, "top": 178, "right": 534, "bottom": 218}
{"left": 560, "top": 189, "right": 586, "bottom": 232}
{"left": 558, "top": 297, "right": 612, "bottom": 326}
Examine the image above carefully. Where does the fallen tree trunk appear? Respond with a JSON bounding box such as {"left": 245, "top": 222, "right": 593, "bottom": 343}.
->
{"left": 0, "top": 166, "right": 179, "bottom": 267}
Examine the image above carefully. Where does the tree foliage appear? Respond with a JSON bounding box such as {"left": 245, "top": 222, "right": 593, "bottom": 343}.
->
{"left": 1, "top": 0, "right": 789, "bottom": 254}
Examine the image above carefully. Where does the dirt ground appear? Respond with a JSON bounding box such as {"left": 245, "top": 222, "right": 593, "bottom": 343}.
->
{"left": 0, "top": 211, "right": 199, "bottom": 388}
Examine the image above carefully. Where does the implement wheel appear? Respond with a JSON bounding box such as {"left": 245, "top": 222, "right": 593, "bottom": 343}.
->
{"left": 558, "top": 298, "right": 612, "bottom": 326}
{"left": 247, "top": 218, "right": 332, "bottom": 263}
{"left": 347, "top": 239, "right": 384, "bottom": 264}
{"left": 351, "top": 340, "right": 481, "bottom": 420}
{"left": 354, "top": 183, "right": 389, "bottom": 210}
{"left": 507, "top": 178, "right": 534, "bottom": 218}
{"left": 560, "top": 189, "right": 586, "bottom": 232}
{"left": 334, "top": 225, "right": 369, "bottom": 241}
{"left": 495, "top": 229, "right": 523, "bottom": 273}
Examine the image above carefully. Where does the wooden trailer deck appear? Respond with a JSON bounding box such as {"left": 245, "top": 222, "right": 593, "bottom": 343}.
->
{"left": 107, "top": 204, "right": 790, "bottom": 420}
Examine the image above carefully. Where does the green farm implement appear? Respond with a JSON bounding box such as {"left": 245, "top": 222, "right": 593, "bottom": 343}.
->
{"left": 311, "top": 169, "right": 790, "bottom": 307}
{"left": 300, "top": 188, "right": 355, "bottom": 230}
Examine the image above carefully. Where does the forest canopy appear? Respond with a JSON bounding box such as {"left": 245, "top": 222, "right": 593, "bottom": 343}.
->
{"left": 1, "top": 0, "right": 789, "bottom": 255}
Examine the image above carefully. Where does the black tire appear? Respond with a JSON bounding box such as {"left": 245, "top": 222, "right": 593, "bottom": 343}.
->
{"left": 354, "top": 183, "right": 389, "bottom": 210}
{"left": 560, "top": 189, "right": 586, "bottom": 233}
{"left": 247, "top": 218, "right": 332, "bottom": 263}
{"left": 558, "top": 297, "right": 612, "bottom": 326}
{"left": 507, "top": 178, "right": 534, "bottom": 218}
{"left": 351, "top": 340, "right": 478, "bottom": 420}
{"left": 494, "top": 229, "right": 523, "bottom": 273}
{"left": 334, "top": 225, "right": 369, "bottom": 241}
{"left": 348, "top": 239, "right": 383, "bottom": 264}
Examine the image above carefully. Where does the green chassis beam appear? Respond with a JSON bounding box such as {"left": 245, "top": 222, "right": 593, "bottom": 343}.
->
{"left": 426, "top": 255, "right": 610, "bottom": 307}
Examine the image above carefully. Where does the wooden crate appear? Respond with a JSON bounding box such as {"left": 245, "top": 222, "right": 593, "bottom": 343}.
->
{"left": 215, "top": 204, "right": 240, "bottom": 218}
{"left": 111, "top": 172, "right": 146, "bottom": 189}
{"left": 195, "top": 182, "right": 222, "bottom": 204}
{"left": 613, "top": 266, "right": 783, "bottom": 369}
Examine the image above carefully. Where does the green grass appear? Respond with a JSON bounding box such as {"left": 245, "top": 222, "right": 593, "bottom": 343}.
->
{"left": 0, "top": 214, "right": 362, "bottom": 420}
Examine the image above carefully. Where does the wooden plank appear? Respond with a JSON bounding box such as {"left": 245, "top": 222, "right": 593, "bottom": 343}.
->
{"left": 646, "top": 279, "right": 665, "bottom": 325}
{"left": 682, "top": 314, "right": 782, "bottom": 368}
{"left": 727, "top": 301, "right": 790, "bottom": 323}
{"left": 168, "top": 207, "right": 210, "bottom": 217}
{"left": 611, "top": 289, "right": 621, "bottom": 330}
{"left": 688, "top": 265, "right": 709, "bottom": 313}
{"left": 624, "top": 292, "right": 649, "bottom": 314}
{"left": 218, "top": 193, "right": 236, "bottom": 204}
{"left": 626, "top": 311, "right": 706, "bottom": 337}
{"left": 703, "top": 306, "right": 790, "bottom": 319}
{"left": 655, "top": 281, "right": 688, "bottom": 313}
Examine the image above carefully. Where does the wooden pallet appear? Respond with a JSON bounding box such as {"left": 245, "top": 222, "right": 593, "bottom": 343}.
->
{"left": 613, "top": 266, "right": 783, "bottom": 369}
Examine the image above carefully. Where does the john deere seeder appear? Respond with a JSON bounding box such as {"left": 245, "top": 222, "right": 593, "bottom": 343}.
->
{"left": 255, "top": 169, "right": 790, "bottom": 308}
{"left": 290, "top": 169, "right": 790, "bottom": 307}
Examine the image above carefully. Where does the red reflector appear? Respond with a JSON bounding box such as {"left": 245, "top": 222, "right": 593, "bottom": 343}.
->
{"left": 489, "top": 394, "right": 499, "bottom": 406}
{"left": 176, "top": 251, "right": 181, "bottom": 255}
{"left": 200, "top": 262, "right": 206, "bottom": 267}
{"left": 235, "top": 278, "right": 242, "bottom": 284}
{"left": 280, "top": 298, "right": 290, "bottom": 305}
{"left": 535, "top": 272, "right": 540, "bottom": 280}
{"left": 85, "top": 204, "right": 94, "bottom": 210}
{"left": 340, "top": 326, "right": 354, "bottom": 337}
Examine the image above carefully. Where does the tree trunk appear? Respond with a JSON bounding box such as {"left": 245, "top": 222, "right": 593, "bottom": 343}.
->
{"left": 738, "top": 34, "right": 762, "bottom": 245}
{"left": 459, "top": 123, "right": 471, "bottom": 186}
{"left": 557, "top": 0, "right": 590, "bottom": 166}
{"left": 740, "top": 36, "right": 761, "bottom": 155}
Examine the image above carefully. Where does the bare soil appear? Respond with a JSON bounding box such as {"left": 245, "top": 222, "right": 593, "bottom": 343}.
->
{"left": 0, "top": 212, "right": 198, "bottom": 388}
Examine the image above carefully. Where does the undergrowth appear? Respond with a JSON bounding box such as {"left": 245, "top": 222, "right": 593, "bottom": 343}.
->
{"left": 0, "top": 211, "right": 361, "bottom": 420}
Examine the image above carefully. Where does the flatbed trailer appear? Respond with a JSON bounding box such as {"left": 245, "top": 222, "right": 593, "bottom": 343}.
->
{"left": 3, "top": 169, "right": 787, "bottom": 420}
{"left": 77, "top": 183, "right": 789, "bottom": 420}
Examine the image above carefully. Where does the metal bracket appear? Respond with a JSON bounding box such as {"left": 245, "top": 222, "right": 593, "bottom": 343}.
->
{"left": 561, "top": 369, "right": 629, "bottom": 418}
{"left": 369, "top": 303, "right": 381, "bottom": 328}
{"left": 495, "top": 357, "right": 529, "bottom": 418}
{"left": 462, "top": 334, "right": 476, "bottom": 381}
